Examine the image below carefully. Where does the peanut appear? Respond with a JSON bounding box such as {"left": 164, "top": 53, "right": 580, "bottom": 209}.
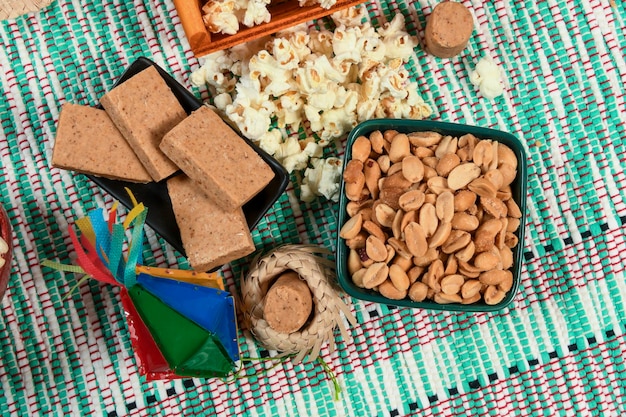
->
{"left": 473, "top": 251, "right": 500, "bottom": 271}
{"left": 428, "top": 221, "right": 452, "bottom": 249}
{"left": 484, "top": 285, "right": 507, "bottom": 305}
{"left": 400, "top": 210, "right": 418, "bottom": 235}
{"left": 408, "top": 281, "right": 429, "bottom": 302}
{"left": 441, "top": 274, "right": 464, "bottom": 295}
{"left": 468, "top": 177, "right": 497, "bottom": 198}
{"left": 363, "top": 219, "right": 386, "bottom": 242}
{"left": 451, "top": 212, "right": 479, "bottom": 231}
{"left": 461, "top": 279, "right": 482, "bottom": 299}
{"left": 362, "top": 262, "right": 389, "bottom": 289}
{"left": 347, "top": 249, "right": 362, "bottom": 275}
{"left": 366, "top": 235, "right": 388, "bottom": 262}
{"left": 436, "top": 153, "right": 461, "bottom": 177}
{"left": 436, "top": 191, "right": 455, "bottom": 223}
{"left": 351, "top": 135, "right": 372, "bottom": 163}
{"left": 340, "top": 130, "right": 521, "bottom": 306}
{"left": 413, "top": 247, "right": 440, "bottom": 267}
{"left": 408, "top": 131, "right": 442, "bottom": 147}
{"left": 388, "top": 133, "right": 411, "bottom": 163}
{"left": 399, "top": 189, "right": 425, "bottom": 212}
{"left": 447, "top": 163, "right": 481, "bottom": 190}
{"left": 418, "top": 203, "right": 438, "bottom": 237}
{"left": 379, "top": 279, "right": 408, "bottom": 300}
{"left": 408, "top": 265, "right": 424, "bottom": 282}
{"left": 370, "top": 130, "right": 385, "bottom": 154}
{"left": 352, "top": 268, "right": 367, "bottom": 288}
{"left": 364, "top": 159, "right": 381, "bottom": 199}
{"left": 454, "top": 190, "right": 477, "bottom": 212}
{"left": 402, "top": 155, "right": 425, "bottom": 183}
{"left": 374, "top": 202, "right": 396, "bottom": 228}
{"left": 480, "top": 196, "right": 508, "bottom": 218}
{"left": 435, "top": 135, "right": 458, "bottom": 158}
{"left": 339, "top": 212, "right": 363, "bottom": 239}
{"left": 389, "top": 264, "right": 411, "bottom": 292}
{"left": 441, "top": 230, "right": 471, "bottom": 254}
{"left": 392, "top": 253, "right": 413, "bottom": 272}
{"left": 404, "top": 222, "right": 428, "bottom": 257}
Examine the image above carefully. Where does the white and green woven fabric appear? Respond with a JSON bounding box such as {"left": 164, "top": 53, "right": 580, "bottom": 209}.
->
{"left": 1, "top": 0, "right": 625, "bottom": 416}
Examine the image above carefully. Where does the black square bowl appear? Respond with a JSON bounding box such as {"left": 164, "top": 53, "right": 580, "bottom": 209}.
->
{"left": 88, "top": 57, "right": 289, "bottom": 260}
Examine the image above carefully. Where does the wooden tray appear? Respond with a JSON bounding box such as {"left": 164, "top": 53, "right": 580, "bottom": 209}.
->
{"left": 173, "top": 0, "right": 367, "bottom": 57}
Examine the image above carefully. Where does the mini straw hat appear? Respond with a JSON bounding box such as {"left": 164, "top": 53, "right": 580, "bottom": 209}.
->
{"left": 0, "top": 0, "right": 54, "bottom": 20}
{"left": 240, "top": 245, "right": 357, "bottom": 363}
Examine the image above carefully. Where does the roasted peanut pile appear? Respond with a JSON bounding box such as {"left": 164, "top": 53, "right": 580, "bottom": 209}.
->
{"left": 339, "top": 130, "right": 522, "bottom": 305}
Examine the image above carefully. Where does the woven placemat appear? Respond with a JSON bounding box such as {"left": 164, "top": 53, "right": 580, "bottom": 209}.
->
{"left": 0, "top": 0, "right": 625, "bottom": 416}
{"left": 0, "top": 0, "right": 53, "bottom": 20}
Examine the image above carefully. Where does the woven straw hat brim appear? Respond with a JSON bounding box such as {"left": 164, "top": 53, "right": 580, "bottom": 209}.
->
{"left": 240, "top": 245, "right": 357, "bottom": 363}
{"left": 0, "top": 0, "right": 54, "bottom": 20}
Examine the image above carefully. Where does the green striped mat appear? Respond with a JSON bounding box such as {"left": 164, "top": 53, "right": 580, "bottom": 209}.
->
{"left": 0, "top": 0, "right": 625, "bottom": 416}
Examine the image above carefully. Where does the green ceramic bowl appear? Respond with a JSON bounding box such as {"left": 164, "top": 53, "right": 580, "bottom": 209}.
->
{"left": 335, "top": 119, "right": 527, "bottom": 312}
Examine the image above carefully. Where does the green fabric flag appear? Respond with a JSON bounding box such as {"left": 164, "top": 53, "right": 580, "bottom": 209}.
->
{"left": 128, "top": 284, "right": 235, "bottom": 378}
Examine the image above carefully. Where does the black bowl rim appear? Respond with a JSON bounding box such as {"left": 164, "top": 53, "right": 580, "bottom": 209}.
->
{"left": 87, "top": 57, "right": 290, "bottom": 270}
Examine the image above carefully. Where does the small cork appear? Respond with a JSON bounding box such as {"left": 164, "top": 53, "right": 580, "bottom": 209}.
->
{"left": 424, "top": 1, "right": 474, "bottom": 59}
{"left": 263, "top": 271, "right": 313, "bottom": 334}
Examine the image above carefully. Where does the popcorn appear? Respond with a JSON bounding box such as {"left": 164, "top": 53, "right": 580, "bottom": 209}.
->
{"left": 268, "top": 136, "right": 324, "bottom": 174}
{"left": 317, "top": 0, "right": 338, "bottom": 9}
{"left": 308, "top": 29, "right": 334, "bottom": 57}
{"left": 202, "top": 0, "right": 336, "bottom": 35}
{"left": 300, "top": 157, "right": 343, "bottom": 202}
{"left": 271, "top": 38, "right": 302, "bottom": 70}
{"left": 377, "top": 13, "right": 407, "bottom": 38}
{"left": 201, "top": 0, "right": 270, "bottom": 35}
{"left": 282, "top": 140, "right": 323, "bottom": 173}
{"left": 248, "top": 50, "right": 294, "bottom": 97}
{"left": 276, "top": 26, "right": 312, "bottom": 61}
{"left": 275, "top": 91, "right": 304, "bottom": 130}
{"left": 332, "top": 26, "right": 363, "bottom": 63}
{"left": 298, "top": 0, "right": 337, "bottom": 9}
{"left": 469, "top": 57, "right": 505, "bottom": 100}
{"left": 295, "top": 63, "right": 327, "bottom": 95}
{"left": 330, "top": 4, "right": 367, "bottom": 27}
{"left": 310, "top": 54, "right": 348, "bottom": 84}
{"left": 380, "top": 66, "right": 411, "bottom": 98}
{"left": 357, "top": 36, "right": 387, "bottom": 62}
{"left": 382, "top": 32, "right": 417, "bottom": 59}
{"left": 202, "top": 0, "right": 240, "bottom": 35}
{"left": 213, "top": 92, "right": 233, "bottom": 112}
{"left": 319, "top": 107, "right": 357, "bottom": 141}
{"left": 189, "top": 50, "right": 237, "bottom": 93}
{"left": 241, "top": 0, "right": 271, "bottom": 28}
{"left": 192, "top": 7, "right": 433, "bottom": 201}
{"left": 257, "top": 129, "right": 283, "bottom": 156}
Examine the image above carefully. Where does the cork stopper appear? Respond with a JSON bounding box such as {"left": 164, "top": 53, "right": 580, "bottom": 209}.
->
{"left": 263, "top": 271, "right": 313, "bottom": 334}
{"left": 424, "top": 1, "right": 474, "bottom": 59}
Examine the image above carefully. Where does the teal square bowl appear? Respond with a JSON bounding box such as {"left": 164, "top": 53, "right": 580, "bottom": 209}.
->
{"left": 335, "top": 119, "right": 527, "bottom": 312}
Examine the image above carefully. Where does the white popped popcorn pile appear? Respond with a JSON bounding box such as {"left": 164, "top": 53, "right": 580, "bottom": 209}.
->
{"left": 192, "top": 7, "right": 433, "bottom": 201}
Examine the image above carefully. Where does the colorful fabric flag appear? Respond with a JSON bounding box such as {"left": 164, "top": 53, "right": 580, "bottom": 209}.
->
{"left": 44, "top": 198, "right": 239, "bottom": 380}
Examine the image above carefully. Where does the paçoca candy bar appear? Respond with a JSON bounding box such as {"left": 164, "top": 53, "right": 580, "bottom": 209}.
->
{"left": 100, "top": 66, "right": 186, "bottom": 182}
{"left": 167, "top": 174, "right": 255, "bottom": 271}
{"left": 52, "top": 103, "right": 152, "bottom": 183}
{"left": 160, "top": 105, "right": 275, "bottom": 212}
